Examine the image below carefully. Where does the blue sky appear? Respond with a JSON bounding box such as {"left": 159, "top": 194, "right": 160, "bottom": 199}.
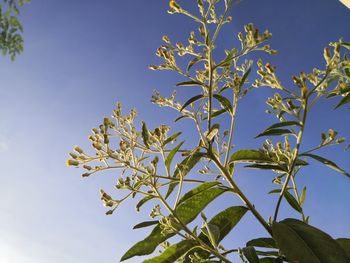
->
{"left": 0, "top": 1, "right": 349, "bottom": 262}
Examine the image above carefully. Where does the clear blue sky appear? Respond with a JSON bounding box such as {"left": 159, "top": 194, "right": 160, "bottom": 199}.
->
{"left": 0, "top": 1, "right": 349, "bottom": 262}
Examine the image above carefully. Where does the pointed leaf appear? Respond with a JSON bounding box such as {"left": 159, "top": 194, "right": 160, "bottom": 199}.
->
{"left": 262, "top": 121, "right": 301, "bottom": 131}
{"left": 213, "top": 94, "right": 233, "bottom": 114}
{"left": 174, "top": 115, "right": 190, "bottom": 122}
{"left": 244, "top": 164, "right": 287, "bottom": 172}
{"left": 335, "top": 93, "right": 350, "bottom": 109}
{"left": 340, "top": 42, "right": 350, "bottom": 50}
{"left": 284, "top": 191, "right": 303, "bottom": 213}
{"left": 165, "top": 141, "right": 184, "bottom": 174}
{"left": 242, "top": 246, "right": 260, "bottom": 263}
{"left": 300, "top": 186, "right": 307, "bottom": 205}
{"left": 239, "top": 66, "right": 252, "bottom": 89}
{"left": 163, "top": 132, "right": 182, "bottom": 146}
{"left": 255, "top": 128, "right": 293, "bottom": 138}
{"left": 300, "top": 153, "right": 350, "bottom": 178}
{"left": 181, "top": 94, "right": 204, "bottom": 111}
{"left": 187, "top": 56, "right": 203, "bottom": 71}
{"left": 143, "top": 240, "right": 198, "bottom": 263}
{"left": 141, "top": 121, "right": 150, "bottom": 149}
{"left": 229, "top": 149, "right": 272, "bottom": 164}
{"left": 272, "top": 219, "right": 350, "bottom": 263}
{"left": 136, "top": 196, "right": 155, "bottom": 212}
{"left": 246, "top": 238, "right": 277, "bottom": 249}
{"left": 133, "top": 220, "right": 159, "bottom": 229}
{"left": 176, "top": 80, "right": 203, "bottom": 87}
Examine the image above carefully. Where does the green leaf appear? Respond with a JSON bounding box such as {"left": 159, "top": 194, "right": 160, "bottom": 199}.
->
{"left": 174, "top": 115, "right": 190, "bottom": 122}
{"left": 133, "top": 220, "right": 159, "bottom": 229}
{"left": 136, "top": 196, "right": 155, "bottom": 212}
{"left": 334, "top": 93, "right": 350, "bottom": 109}
{"left": 242, "top": 246, "right": 260, "bottom": 263}
{"left": 239, "top": 66, "right": 252, "bottom": 90}
{"left": 255, "top": 128, "right": 293, "bottom": 138}
{"left": 246, "top": 238, "right": 277, "bottom": 249}
{"left": 300, "top": 153, "right": 350, "bottom": 178}
{"left": 165, "top": 151, "right": 203, "bottom": 199}
{"left": 187, "top": 57, "right": 203, "bottom": 71}
{"left": 141, "top": 121, "right": 150, "bottom": 149}
{"left": 340, "top": 42, "right": 350, "bottom": 50}
{"left": 163, "top": 132, "right": 182, "bottom": 146}
{"left": 272, "top": 219, "right": 350, "bottom": 263}
{"left": 181, "top": 94, "right": 204, "bottom": 111}
{"left": 176, "top": 80, "right": 203, "bottom": 87}
{"left": 177, "top": 182, "right": 220, "bottom": 205}
{"left": 284, "top": 191, "right": 303, "bottom": 213}
{"left": 261, "top": 121, "right": 301, "bottom": 131}
{"left": 121, "top": 185, "right": 226, "bottom": 261}
{"left": 229, "top": 149, "right": 272, "bottom": 164}
{"left": 244, "top": 164, "right": 287, "bottom": 172}
{"left": 300, "top": 186, "right": 307, "bottom": 205}
{"left": 165, "top": 141, "right": 184, "bottom": 174}
{"left": 213, "top": 94, "right": 233, "bottom": 114}
{"left": 203, "top": 109, "right": 226, "bottom": 120}
{"left": 143, "top": 240, "right": 198, "bottom": 263}
{"left": 336, "top": 238, "right": 350, "bottom": 258}
{"left": 185, "top": 206, "right": 248, "bottom": 262}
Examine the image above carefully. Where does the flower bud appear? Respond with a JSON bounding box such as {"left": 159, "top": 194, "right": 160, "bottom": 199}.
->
{"left": 66, "top": 159, "right": 79, "bottom": 166}
{"left": 73, "top": 146, "right": 84, "bottom": 154}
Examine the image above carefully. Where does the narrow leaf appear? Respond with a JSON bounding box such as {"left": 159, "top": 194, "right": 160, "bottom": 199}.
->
{"left": 300, "top": 153, "right": 350, "bottom": 178}
{"left": 300, "top": 186, "right": 307, "bottom": 205}
{"left": 272, "top": 219, "right": 350, "bottom": 263}
{"left": 163, "top": 132, "right": 182, "bottom": 146}
{"left": 284, "top": 191, "right": 303, "bottom": 213}
{"left": 262, "top": 121, "right": 301, "bottom": 131}
{"left": 133, "top": 220, "right": 159, "bottom": 229}
{"left": 244, "top": 164, "right": 287, "bottom": 172}
{"left": 255, "top": 128, "right": 293, "bottom": 138}
{"left": 141, "top": 121, "right": 150, "bottom": 149}
{"left": 213, "top": 94, "right": 233, "bottom": 114}
{"left": 165, "top": 141, "right": 184, "bottom": 174}
{"left": 335, "top": 93, "right": 350, "bottom": 109}
{"left": 239, "top": 66, "right": 252, "bottom": 89}
{"left": 174, "top": 115, "right": 190, "bottom": 122}
{"left": 176, "top": 80, "right": 203, "bottom": 87}
{"left": 187, "top": 57, "right": 203, "bottom": 71}
{"left": 340, "top": 42, "right": 350, "bottom": 50}
{"left": 136, "top": 196, "right": 155, "bottom": 212}
{"left": 181, "top": 94, "right": 204, "bottom": 111}
{"left": 143, "top": 240, "right": 198, "bottom": 263}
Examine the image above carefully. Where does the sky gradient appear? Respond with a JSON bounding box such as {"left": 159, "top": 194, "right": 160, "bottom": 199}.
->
{"left": 0, "top": 1, "right": 349, "bottom": 262}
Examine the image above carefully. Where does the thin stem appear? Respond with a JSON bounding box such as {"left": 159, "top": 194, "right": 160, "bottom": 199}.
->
{"left": 209, "top": 152, "right": 272, "bottom": 235}
{"left": 273, "top": 98, "right": 308, "bottom": 222}
{"left": 224, "top": 90, "right": 239, "bottom": 167}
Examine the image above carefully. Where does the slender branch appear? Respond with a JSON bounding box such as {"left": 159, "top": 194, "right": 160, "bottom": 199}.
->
{"left": 209, "top": 152, "right": 272, "bottom": 235}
